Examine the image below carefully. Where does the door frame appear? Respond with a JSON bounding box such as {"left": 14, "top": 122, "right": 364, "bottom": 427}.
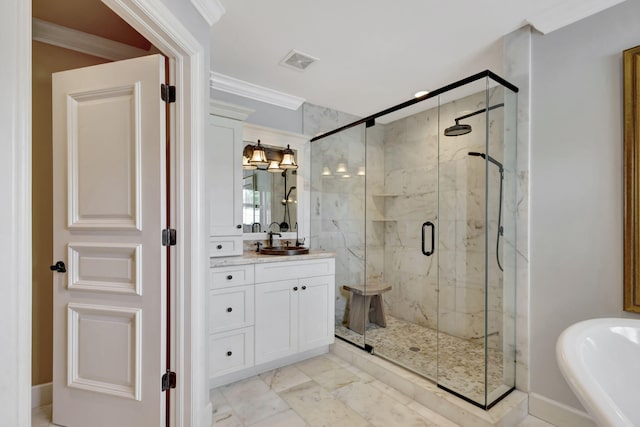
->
{"left": 1, "top": 0, "right": 210, "bottom": 426}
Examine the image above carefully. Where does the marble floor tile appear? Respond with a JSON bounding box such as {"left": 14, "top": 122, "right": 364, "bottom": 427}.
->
{"left": 333, "top": 381, "right": 449, "bottom": 427}
{"left": 311, "top": 366, "right": 360, "bottom": 391}
{"left": 31, "top": 354, "right": 559, "bottom": 427}
{"left": 248, "top": 409, "right": 307, "bottom": 427}
{"left": 220, "top": 377, "right": 290, "bottom": 425}
{"left": 279, "top": 380, "right": 370, "bottom": 427}
{"left": 259, "top": 365, "right": 312, "bottom": 393}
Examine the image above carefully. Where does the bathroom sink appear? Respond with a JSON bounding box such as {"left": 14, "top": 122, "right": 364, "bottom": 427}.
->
{"left": 259, "top": 246, "right": 309, "bottom": 256}
{"left": 556, "top": 318, "right": 640, "bottom": 427}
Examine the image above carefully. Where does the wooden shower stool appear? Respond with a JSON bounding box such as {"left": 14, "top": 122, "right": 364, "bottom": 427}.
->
{"left": 343, "top": 283, "right": 392, "bottom": 335}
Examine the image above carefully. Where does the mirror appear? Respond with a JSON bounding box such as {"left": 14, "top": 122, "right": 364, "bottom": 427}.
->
{"left": 242, "top": 123, "right": 309, "bottom": 244}
{"left": 242, "top": 143, "right": 298, "bottom": 234}
{"left": 624, "top": 44, "right": 640, "bottom": 312}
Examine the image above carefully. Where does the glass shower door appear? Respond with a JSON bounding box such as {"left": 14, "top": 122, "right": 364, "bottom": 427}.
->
{"left": 362, "top": 100, "right": 440, "bottom": 381}
{"left": 436, "top": 76, "right": 517, "bottom": 408}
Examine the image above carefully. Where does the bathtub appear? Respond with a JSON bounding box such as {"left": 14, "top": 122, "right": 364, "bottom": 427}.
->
{"left": 556, "top": 318, "right": 640, "bottom": 427}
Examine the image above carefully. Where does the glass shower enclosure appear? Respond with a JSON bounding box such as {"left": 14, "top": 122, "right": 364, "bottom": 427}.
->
{"left": 309, "top": 71, "right": 518, "bottom": 409}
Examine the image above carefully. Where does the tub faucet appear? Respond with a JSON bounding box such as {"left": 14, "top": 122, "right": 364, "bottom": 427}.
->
{"left": 268, "top": 231, "right": 281, "bottom": 247}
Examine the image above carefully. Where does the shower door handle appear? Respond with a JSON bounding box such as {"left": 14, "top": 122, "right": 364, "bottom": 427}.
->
{"left": 421, "top": 221, "right": 434, "bottom": 256}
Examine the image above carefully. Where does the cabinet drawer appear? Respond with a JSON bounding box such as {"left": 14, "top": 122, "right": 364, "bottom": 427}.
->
{"left": 209, "top": 236, "right": 242, "bottom": 257}
{"left": 210, "top": 285, "right": 254, "bottom": 333}
{"left": 209, "top": 327, "right": 254, "bottom": 378}
{"left": 255, "top": 258, "right": 335, "bottom": 283}
{"left": 210, "top": 264, "right": 254, "bottom": 289}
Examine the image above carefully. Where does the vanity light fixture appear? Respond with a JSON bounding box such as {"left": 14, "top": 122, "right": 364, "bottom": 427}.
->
{"left": 267, "top": 160, "right": 283, "bottom": 173}
{"left": 279, "top": 144, "right": 297, "bottom": 169}
{"left": 249, "top": 139, "right": 269, "bottom": 167}
{"left": 242, "top": 155, "right": 257, "bottom": 170}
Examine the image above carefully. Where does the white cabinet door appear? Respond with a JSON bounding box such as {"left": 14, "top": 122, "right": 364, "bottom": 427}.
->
{"left": 206, "top": 115, "right": 243, "bottom": 238}
{"left": 298, "top": 275, "right": 335, "bottom": 352}
{"left": 255, "top": 279, "right": 299, "bottom": 364}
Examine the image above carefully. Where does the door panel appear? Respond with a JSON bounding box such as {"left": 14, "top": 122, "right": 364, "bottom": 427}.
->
{"left": 52, "top": 54, "right": 166, "bottom": 427}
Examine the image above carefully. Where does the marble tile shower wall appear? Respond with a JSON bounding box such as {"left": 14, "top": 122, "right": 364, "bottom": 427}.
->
{"left": 305, "top": 103, "right": 371, "bottom": 325}
{"left": 382, "top": 88, "right": 507, "bottom": 346}
{"left": 305, "top": 89, "right": 512, "bottom": 347}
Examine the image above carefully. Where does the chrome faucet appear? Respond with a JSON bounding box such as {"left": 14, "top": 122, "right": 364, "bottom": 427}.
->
{"left": 268, "top": 231, "right": 281, "bottom": 248}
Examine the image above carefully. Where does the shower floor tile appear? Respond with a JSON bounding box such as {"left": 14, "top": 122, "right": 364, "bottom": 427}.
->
{"left": 335, "top": 315, "right": 511, "bottom": 404}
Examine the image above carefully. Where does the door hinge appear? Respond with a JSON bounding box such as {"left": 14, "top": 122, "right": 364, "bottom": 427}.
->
{"left": 162, "top": 228, "right": 177, "bottom": 246}
{"left": 161, "top": 84, "right": 176, "bottom": 103}
{"left": 162, "top": 370, "right": 176, "bottom": 391}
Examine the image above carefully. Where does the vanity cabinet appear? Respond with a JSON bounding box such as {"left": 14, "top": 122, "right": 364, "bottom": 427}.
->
{"left": 207, "top": 101, "right": 253, "bottom": 258}
{"left": 254, "top": 259, "right": 335, "bottom": 364}
{"left": 208, "top": 264, "right": 255, "bottom": 378}
{"left": 208, "top": 257, "right": 335, "bottom": 386}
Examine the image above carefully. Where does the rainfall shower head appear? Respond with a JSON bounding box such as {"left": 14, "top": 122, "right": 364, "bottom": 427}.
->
{"left": 443, "top": 103, "right": 505, "bottom": 137}
{"left": 443, "top": 120, "right": 472, "bottom": 137}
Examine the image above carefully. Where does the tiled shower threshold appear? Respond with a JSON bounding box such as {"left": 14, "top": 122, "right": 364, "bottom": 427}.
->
{"left": 332, "top": 335, "right": 527, "bottom": 427}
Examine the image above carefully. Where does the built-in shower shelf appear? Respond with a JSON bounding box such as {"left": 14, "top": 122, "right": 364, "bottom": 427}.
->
{"left": 372, "top": 193, "right": 399, "bottom": 197}
{"left": 371, "top": 218, "right": 395, "bottom": 222}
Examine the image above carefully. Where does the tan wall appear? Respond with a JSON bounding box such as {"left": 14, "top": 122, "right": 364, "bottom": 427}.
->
{"left": 32, "top": 41, "right": 110, "bottom": 386}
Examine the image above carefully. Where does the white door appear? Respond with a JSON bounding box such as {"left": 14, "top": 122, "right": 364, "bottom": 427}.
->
{"left": 51, "top": 54, "right": 167, "bottom": 427}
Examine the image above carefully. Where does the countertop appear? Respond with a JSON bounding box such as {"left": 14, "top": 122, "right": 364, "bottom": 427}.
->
{"left": 209, "top": 250, "right": 335, "bottom": 268}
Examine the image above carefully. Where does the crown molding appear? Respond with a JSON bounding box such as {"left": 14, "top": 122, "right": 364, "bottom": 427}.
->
{"left": 32, "top": 18, "right": 150, "bottom": 61}
{"left": 525, "top": 0, "right": 626, "bottom": 34}
{"left": 191, "top": 0, "right": 225, "bottom": 26}
{"left": 209, "top": 99, "right": 254, "bottom": 121}
{"left": 209, "top": 72, "right": 305, "bottom": 111}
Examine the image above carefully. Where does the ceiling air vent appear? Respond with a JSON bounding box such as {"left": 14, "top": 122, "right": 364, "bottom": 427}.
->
{"left": 280, "top": 49, "right": 319, "bottom": 72}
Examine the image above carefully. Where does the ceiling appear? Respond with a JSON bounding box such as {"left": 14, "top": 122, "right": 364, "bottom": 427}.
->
{"left": 32, "top": 0, "right": 626, "bottom": 120}
{"left": 210, "top": 0, "right": 626, "bottom": 118}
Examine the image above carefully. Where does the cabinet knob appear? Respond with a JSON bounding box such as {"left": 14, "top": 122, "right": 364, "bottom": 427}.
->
{"left": 293, "top": 286, "right": 298, "bottom": 291}
{"left": 226, "top": 307, "right": 233, "bottom": 313}
{"left": 302, "top": 285, "right": 307, "bottom": 290}
{"left": 226, "top": 275, "right": 233, "bottom": 280}
{"left": 217, "top": 244, "right": 223, "bottom": 250}
{"left": 226, "top": 351, "right": 232, "bottom": 357}
{"left": 236, "top": 224, "right": 242, "bottom": 229}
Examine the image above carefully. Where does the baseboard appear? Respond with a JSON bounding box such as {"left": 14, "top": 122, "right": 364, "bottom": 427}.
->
{"left": 32, "top": 382, "right": 52, "bottom": 408}
{"left": 529, "top": 392, "right": 596, "bottom": 427}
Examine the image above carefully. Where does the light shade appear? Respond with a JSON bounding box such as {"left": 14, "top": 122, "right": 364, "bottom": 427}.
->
{"left": 321, "top": 166, "right": 331, "bottom": 176}
{"left": 357, "top": 166, "right": 366, "bottom": 176}
{"left": 267, "top": 160, "right": 283, "bottom": 173}
{"left": 242, "top": 155, "right": 257, "bottom": 170}
{"left": 336, "top": 161, "right": 348, "bottom": 174}
{"left": 249, "top": 140, "right": 269, "bottom": 167}
{"left": 279, "top": 144, "right": 297, "bottom": 169}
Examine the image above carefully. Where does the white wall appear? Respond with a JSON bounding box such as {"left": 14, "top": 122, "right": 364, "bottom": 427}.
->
{"left": 530, "top": 0, "right": 640, "bottom": 412}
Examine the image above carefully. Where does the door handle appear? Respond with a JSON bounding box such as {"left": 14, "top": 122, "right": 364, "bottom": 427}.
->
{"left": 50, "top": 261, "right": 66, "bottom": 273}
{"left": 421, "top": 222, "right": 434, "bottom": 256}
